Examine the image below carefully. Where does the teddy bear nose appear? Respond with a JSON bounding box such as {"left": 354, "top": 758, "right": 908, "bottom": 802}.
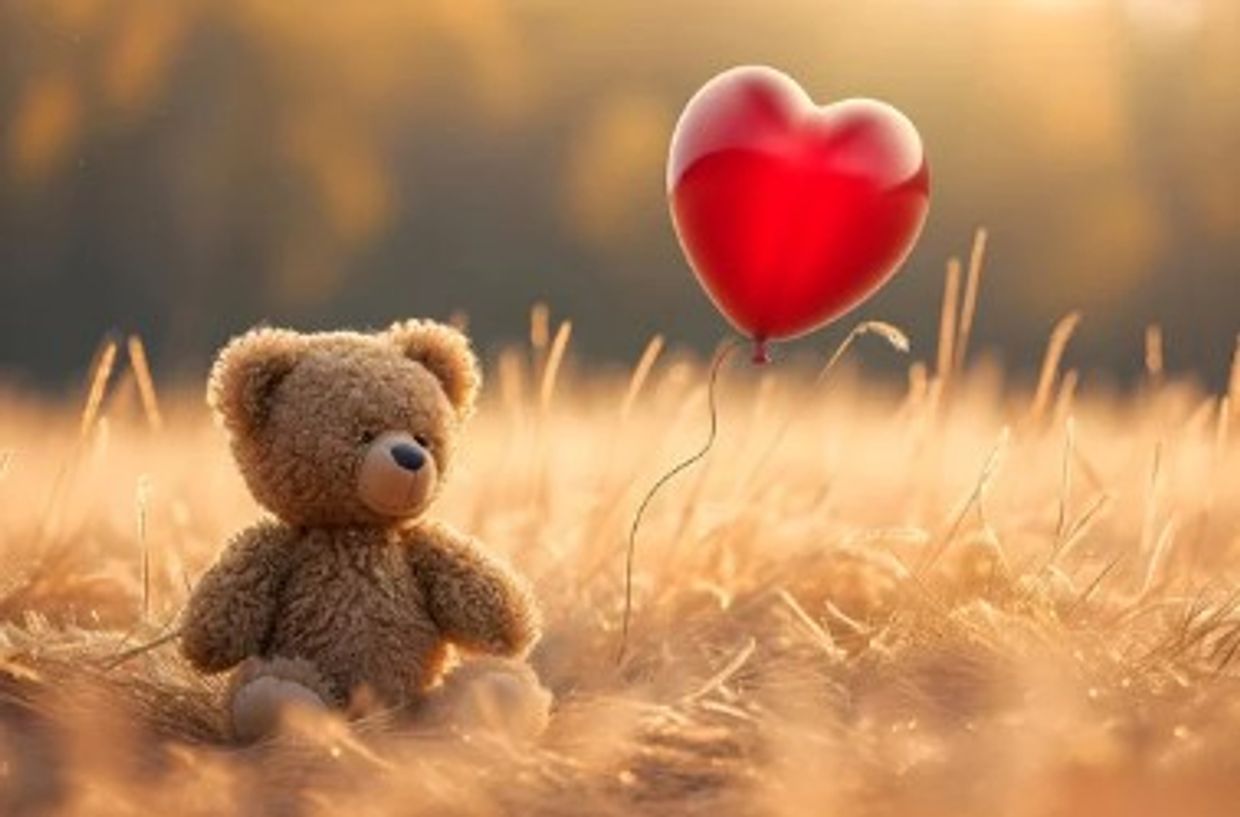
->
{"left": 389, "top": 443, "right": 425, "bottom": 472}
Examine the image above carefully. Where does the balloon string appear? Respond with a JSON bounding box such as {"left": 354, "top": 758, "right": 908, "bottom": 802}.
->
{"left": 616, "top": 337, "right": 745, "bottom": 664}
{"left": 613, "top": 321, "right": 907, "bottom": 665}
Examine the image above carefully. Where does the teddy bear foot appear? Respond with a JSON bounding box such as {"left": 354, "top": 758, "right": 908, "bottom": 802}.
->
{"left": 228, "top": 656, "right": 337, "bottom": 743}
{"left": 231, "top": 676, "right": 326, "bottom": 742}
{"left": 423, "top": 658, "right": 552, "bottom": 739}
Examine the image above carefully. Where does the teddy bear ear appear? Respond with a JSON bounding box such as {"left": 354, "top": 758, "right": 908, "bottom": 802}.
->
{"left": 207, "top": 327, "right": 305, "bottom": 434}
{"left": 387, "top": 319, "right": 480, "bottom": 418}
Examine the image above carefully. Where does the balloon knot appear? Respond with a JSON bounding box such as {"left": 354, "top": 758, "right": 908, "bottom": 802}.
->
{"left": 751, "top": 338, "right": 771, "bottom": 365}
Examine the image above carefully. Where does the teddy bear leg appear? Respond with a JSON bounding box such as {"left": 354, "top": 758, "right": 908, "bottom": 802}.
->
{"left": 228, "top": 656, "right": 337, "bottom": 742}
{"left": 422, "top": 657, "right": 552, "bottom": 738}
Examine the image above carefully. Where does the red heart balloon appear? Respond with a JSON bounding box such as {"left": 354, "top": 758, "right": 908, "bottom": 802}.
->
{"left": 668, "top": 66, "right": 930, "bottom": 360}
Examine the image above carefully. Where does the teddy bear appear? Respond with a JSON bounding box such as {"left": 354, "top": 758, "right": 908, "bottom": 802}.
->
{"left": 180, "top": 319, "right": 549, "bottom": 741}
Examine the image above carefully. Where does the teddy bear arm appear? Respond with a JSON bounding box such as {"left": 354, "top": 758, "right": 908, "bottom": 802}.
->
{"left": 410, "top": 525, "right": 541, "bottom": 657}
{"left": 181, "top": 522, "right": 293, "bottom": 673}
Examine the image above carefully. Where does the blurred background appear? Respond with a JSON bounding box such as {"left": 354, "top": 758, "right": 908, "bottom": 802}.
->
{"left": 0, "top": 0, "right": 1237, "bottom": 390}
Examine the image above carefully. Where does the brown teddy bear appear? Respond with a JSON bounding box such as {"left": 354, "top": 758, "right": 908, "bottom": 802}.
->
{"left": 180, "top": 319, "right": 549, "bottom": 741}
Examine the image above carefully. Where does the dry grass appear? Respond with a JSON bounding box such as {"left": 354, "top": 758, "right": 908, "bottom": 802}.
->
{"left": 3, "top": 293, "right": 1240, "bottom": 815}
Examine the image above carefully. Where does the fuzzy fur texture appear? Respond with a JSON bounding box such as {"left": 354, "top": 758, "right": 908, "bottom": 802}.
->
{"left": 181, "top": 320, "right": 541, "bottom": 728}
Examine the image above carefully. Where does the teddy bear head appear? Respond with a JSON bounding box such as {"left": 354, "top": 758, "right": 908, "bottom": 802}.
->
{"left": 208, "top": 320, "right": 480, "bottom": 528}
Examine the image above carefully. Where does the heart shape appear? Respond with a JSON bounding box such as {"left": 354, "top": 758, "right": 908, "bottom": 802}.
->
{"left": 668, "top": 66, "right": 930, "bottom": 358}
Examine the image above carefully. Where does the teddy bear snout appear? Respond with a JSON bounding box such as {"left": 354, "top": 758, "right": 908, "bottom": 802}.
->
{"left": 390, "top": 443, "right": 425, "bottom": 472}
{"left": 356, "top": 431, "right": 438, "bottom": 518}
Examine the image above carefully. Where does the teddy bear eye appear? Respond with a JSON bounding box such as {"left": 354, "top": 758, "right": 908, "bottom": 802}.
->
{"left": 358, "top": 430, "right": 378, "bottom": 445}
{"left": 414, "top": 434, "right": 431, "bottom": 450}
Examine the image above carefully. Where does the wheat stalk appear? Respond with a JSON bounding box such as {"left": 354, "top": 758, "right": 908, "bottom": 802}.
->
{"left": 620, "top": 334, "right": 664, "bottom": 422}
{"left": 1051, "top": 369, "right": 1079, "bottom": 427}
{"left": 1140, "top": 441, "right": 1163, "bottom": 558}
{"left": 936, "top": 257, "right": 962, "bottom": 394}
{"left": 1145, "top": 324, "right": 1164, "bottom": 387}
{"left": 1029, "top": 312, "right": 1081, "bottom": 425}
{"left": 954, "top": 227, "right": 988, "bottom": 373}
{"left": 1052, "top": 491, "right": 1114, "bottom": 567}
{"left": 919, "top": 425, "right": 1011, "bottom": 575}
{"left": 126, "top": 335, "right": 164, "bottom": 432}
{"left": 539, "top": 320, "right": 572, "bottom": 413}
{"left": 79, "top": 338, "right": 118, "bottom": 440}
{"left": 136, "top": 474, "right": 152, "bottom": 620}
{"left": 815, "top": 320, "right": 909, "bottom": 384}
{"left": 530, "top": 302, "right": 550, "bottom": 352}
{"left": 777, "top": 589, "right": 845, "bottom": 662}
{"left": 679, "top": 637, "right": 756, "bottom": 705}
{"left": 1056, "top": 415, "right": 1076, "bottom": 541}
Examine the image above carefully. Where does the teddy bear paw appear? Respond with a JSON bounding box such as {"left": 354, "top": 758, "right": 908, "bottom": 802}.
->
{"left": 231, "top": 676, "right": 327, "bottom": 742}
{"left": 461, "top": 670, "right": 551, "bottom": 738}
{"left": 426, "top": 660, "right": 552, "bottom": 739}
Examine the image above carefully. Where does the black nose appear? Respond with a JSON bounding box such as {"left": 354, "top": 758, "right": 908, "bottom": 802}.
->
{"left": 390, "top": 443, "right": 425, "bottom": 472}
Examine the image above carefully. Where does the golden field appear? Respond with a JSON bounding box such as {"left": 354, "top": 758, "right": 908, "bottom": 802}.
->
{"left": 3, "top": 281, "right": 1240, "bottom": 816}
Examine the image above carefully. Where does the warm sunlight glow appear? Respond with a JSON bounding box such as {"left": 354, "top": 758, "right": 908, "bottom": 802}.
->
{"left": 9, "top": 72, "right": 79, "bottom": 180}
